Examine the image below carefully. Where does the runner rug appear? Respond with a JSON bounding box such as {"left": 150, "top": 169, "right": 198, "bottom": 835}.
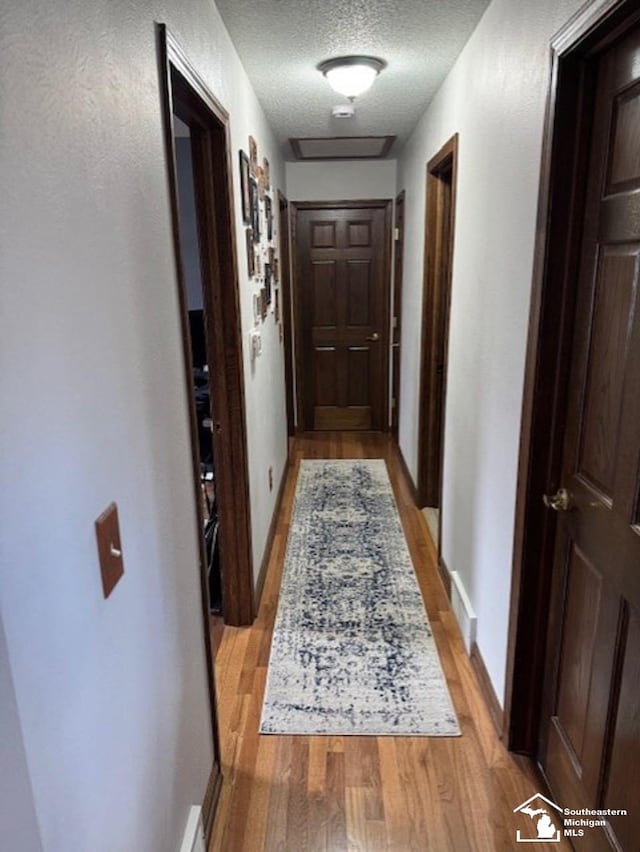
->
{"left": 260, "top": 459, "right": 460, "bottom": 736}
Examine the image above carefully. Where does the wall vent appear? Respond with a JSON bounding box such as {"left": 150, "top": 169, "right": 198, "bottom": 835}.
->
{"left": 179, "top": 806, "right": 206, "bottom": 852}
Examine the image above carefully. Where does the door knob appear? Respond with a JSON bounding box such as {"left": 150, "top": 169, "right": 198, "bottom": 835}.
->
{"left": 543, "top": 488, "right": 573, "bottom": 512}
{"left": 366, "top": 332, "right": 380, "bottom": 341}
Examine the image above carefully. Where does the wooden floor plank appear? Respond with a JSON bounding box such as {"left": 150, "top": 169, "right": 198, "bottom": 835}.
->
{"left": 208, "top": 432, "right": 570, "bottom": 851}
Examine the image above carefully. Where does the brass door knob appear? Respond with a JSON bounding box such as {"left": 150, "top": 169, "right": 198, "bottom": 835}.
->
{"left": 366, "top": 332, "right": 380, "bottom": 341}
{"left": 543, "top": 488, "right": 573, "bottom": 512}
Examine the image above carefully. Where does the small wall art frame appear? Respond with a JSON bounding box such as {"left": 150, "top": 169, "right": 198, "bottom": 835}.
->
{"left": 239, "top": 150, "right": 251, "bottom": 225}
{"left": 265, "top": 196, "right": 273, "bottom": 242}
{"left": 245, "top": 228, "right": 254, "bottom": 276}
{"left": 250, "top": 177, "right": 260, "bottom": 242}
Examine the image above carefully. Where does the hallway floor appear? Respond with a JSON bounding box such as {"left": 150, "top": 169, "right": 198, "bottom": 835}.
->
{"left": 209, "top": 432, "right": 568, "bottom": 851}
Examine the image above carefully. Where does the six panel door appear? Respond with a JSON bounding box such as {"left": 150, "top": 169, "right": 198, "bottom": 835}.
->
{"left": 295, "top": 204, "right": 390, "bottom": 431}
{"left": 540, "top": 22, "right": 640, "bottom": 852}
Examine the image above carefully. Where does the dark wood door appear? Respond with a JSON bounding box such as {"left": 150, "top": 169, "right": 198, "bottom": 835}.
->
{"left": 391, "top": 191, "right": 405, "bottom": 440}
{"left": 540, "top": 24, "right": 640, "bottom": 851}
{"left": 295, "top": 202, "right": 391, "bottom": 431}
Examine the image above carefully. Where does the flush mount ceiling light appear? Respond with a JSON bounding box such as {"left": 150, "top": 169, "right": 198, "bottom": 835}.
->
{"left": 318, "top": 56, "right": 386, "bottom": 101}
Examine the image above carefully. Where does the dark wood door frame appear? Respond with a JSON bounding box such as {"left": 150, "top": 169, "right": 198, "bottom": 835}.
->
{"left": 157, "top": 26, "right": 255, "bottom": 829}
{"left": 278, "top": 192, "right": 295, "bottom": 437}
{"left": 417, "top": 135, "right": 458, "bottom": 514}
{"left": 504, "top": 0, "right": 640, "bottom": 756}
{"left": 291, "top": 199, "right": 393, "bottom": 433}
{"left": 391, "top": 190, "right": 405, "bottom": 441}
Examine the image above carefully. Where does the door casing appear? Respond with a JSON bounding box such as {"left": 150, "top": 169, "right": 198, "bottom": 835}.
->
{"left": 417, "top": 135, "right": 458, "bottom": 523}
{"left": 278, "top": 192, "right": 295, "bottom": 437}
{"left": 157, "top": 22, "right": 255, "bottom": 833}
{"left": 391, "top": 190, "right": 405, "bottom": 441}
{"left": 504, "top": 0, "right": 640, "bottom": 755}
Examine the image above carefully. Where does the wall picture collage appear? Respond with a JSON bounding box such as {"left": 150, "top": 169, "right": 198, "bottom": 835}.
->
{"left": 239, "top": 137, "right": 282, "bottom": 336}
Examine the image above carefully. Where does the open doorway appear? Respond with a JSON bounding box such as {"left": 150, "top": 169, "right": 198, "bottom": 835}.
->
{"left": 417, "top": 135, "right": 458, "bottom": 552}
{"left": 172, "top": 115, "right": 224, "bottom": 646}
{"left": 157, "top": 23, "right": 255, "bottom": 834}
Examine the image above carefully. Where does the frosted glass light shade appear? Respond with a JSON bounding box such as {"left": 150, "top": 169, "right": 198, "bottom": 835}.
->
{"left": 318, "top": 56, "right": 386, "bottom": 100}
{"left": 325, "top": 64, "right": 377, "bottom": 98}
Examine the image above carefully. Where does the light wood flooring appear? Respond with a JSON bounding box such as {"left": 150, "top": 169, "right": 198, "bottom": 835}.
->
{"left": 209, "top": 432, "right": 569, "bottom": 851}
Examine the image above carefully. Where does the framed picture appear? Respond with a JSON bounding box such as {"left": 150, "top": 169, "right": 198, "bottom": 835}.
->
{"left": 274, "top": 287, "right": 280, "bottom": 323}
{"left": 255, "top": 252, "right": 262, "bottom": 277}
{"left": 246, "top": 228, "right": 254, "bottom": 277}
{"left": 239, "top": 150, "right": 251, "bottom": 225}
{"left": 248, "top": 136, "right": 258, "bottom": 175}
{"left": 249, "top": 177, "right": 260, "bottom": 242}
{"left": 268, "top": 246, "right": 275, "bottom": 268}
{"left": 260, "top": 286, "right": 268, "bottom": 320}
{"left": 265, "top": 197, "right": 273, "bottom": 241}
{"left": 264, "top": 263, "right": 272, "bottom": 306}
{"left": 263, "top": 157, "right": 270, "bottom": 190}
{"left": 273, "top": 256, "right": 279, "bottom": 283}
{"left": 253, "top": 292, "right": 261, "bottom": 324}
{"left": 257, "top": 166, "right": 266, "bottom": 201}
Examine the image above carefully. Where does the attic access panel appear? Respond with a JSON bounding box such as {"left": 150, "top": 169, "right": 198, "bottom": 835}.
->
{"left": 290, "top": 136, "right": 396, "bottom": 160}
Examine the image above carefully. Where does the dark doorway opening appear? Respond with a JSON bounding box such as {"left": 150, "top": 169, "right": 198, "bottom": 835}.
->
{"left": 173, "top": 116, "right": 224, "bottom": 625}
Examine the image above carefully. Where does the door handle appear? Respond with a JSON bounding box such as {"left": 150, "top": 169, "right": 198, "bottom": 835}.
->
{"left": 543, "top": 488, "right": 573, "bottom": 512}
{"left": 366, "top": 332, "right": 380, "bottom": 341}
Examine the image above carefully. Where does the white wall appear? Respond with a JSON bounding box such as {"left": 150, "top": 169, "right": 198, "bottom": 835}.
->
{"left": 0, "top": 1, "right": 286, "bottom": 850}
{"left": 286, "top": 160, "right": 397, "bottom": 201}
{"left": 0, "top": 618, "right": 43, "bottom": 852}
{"left": 397, "top": 0, "right": 584, "bottom": 703}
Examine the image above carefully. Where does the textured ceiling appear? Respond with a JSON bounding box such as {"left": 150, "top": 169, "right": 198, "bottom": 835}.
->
{"left": 214, "top": 0, "right": 491, "bottom": 160}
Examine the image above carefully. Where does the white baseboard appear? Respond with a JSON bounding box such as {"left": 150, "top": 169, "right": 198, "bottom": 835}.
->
{"left": 449, "top": 570, "right": 477, "bottom": 654}
{"left": 179, "top": 806, "right": 206, "bottom": 852}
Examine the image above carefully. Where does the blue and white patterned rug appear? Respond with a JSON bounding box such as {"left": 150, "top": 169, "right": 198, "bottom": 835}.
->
{"left": 260, "top": 459, "right": 460, "bottom": 736}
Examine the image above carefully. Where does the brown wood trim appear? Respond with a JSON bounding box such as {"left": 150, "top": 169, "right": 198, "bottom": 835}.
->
{"left": 417, "top": 134, "right": 458, "bottom": 510}
{"left": 437, "top": 554, "right": 452, "bottom": 600}
{"left": 391, "top": 190, "right": 405, "bottom": 440}
{"left": 504, "top": 0, "right": 640, "bottom": 755}
{"left": 289, "top": 136, "right": 396, "bottom": 160}
{"left": 292, "top": 199, "right": 394, "bottom": 210}
{"left": 278, "top": 192, "right": 295, "bottom": 436}
{"left": 470, "top": 641, "right": 504, "bottom": 739}
{"left": 158, "top": 25, "right": 254, "bottom": 630}
{"left": 394, "top": 438, "right": 419, "bottom": 505}
{"left": 290, "top": 201, "right": 305, "bottom": 433}
{"left": 290, "top": 199, "right": 393, "bottom": 433}
{"left": 254, "top": 456, "right": 289, "bottom": 612}
{"left": 157, "top": 21, "right": 220, "bottom": 767}
{"left": 381, "top": 200, "right": 393, "bottom": 434}
{"left": 202, "top": 761, "right": 223, "bottom": 844}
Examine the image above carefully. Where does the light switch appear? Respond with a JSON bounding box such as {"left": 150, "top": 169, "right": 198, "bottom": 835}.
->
{"left": 95, "top": 502, "right": 124, "bottom": 599}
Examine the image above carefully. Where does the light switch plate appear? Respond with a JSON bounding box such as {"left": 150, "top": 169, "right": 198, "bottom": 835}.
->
{"left": 95, "top": 502, "right": 124, "bottom": 599}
